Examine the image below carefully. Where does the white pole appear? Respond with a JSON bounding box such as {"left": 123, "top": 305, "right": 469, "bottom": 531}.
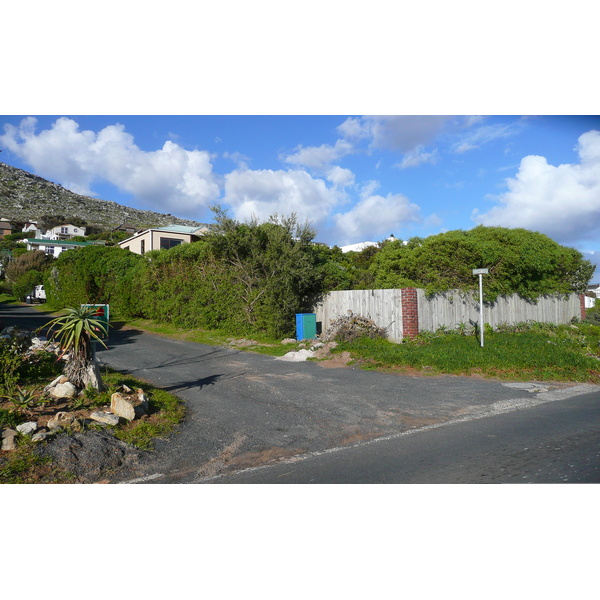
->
{"left": 479, "top": 273, "right": 484, "bottom": 347}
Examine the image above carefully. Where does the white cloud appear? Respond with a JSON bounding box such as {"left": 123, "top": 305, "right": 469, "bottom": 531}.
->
{"left": 333, "top": 192, "right": 422, "bottom": 245}
{"left": 223, "top": 168, "right": 343, "bottom": 225}
{"left": 452, "top": 121, "right": 523, "bottom": 154}
{"left": 338, "top": 115, "right": 450, "bottom": 152}
{"left": 473, "top": 130, "right": 600, "bottom": 243}
{"left": 282, "top": 139, "right": 354, "bottom": 171}
{"left": 326, "top": 166, "right": 355, "bottom": 189}
{"left": 0, "top": 117, "right": 220, "bottom": 215}
{"left": 397, "top": 145, "right": 440, "bottom": 169}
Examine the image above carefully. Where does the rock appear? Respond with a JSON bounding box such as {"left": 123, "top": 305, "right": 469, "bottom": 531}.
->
{"left": 2, "top": 429, "right": 18, "bottom": 451}
{"left": 2, "top": 428, "right": 18, "bottom": 439}
{"left": 116, "top": 384, "right": 133, "bottom": 394}
{"left": 47, "top": 411, "right": 75, "bottom": 430}
{"left": 31, "top": 431, "right": 48, "bottom": 443}
{"left": 16, "top": 422, "right": 38, "bottom": 435}
{"left": 281, "top": 338, "right": 297, "bottom": 345}
{"left": 90, "top": 411, "right": 120, "bottom": 426}
{"left": 50, "top": 381, "right": 77, "bottom": 399}
{"left": 275, "top": 349, "right": 316, "bottom": 362}
{"left": 110, "top": 392, "right": 136, "bottom": 421}
{"left": 136, "top": 389, "right": 149, "bottom": 413}
{"left": 81, "top": 356, "right": 105, "bottom": 392}
{"left": 110, "top": 388, "right": 149, "bottom": 421}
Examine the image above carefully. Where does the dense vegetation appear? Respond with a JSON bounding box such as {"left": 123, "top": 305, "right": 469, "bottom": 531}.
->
{"left": 370, "top": 227, "right": 595, "bottom": 301}
{"left": 2, "top": 213, "right": 595, "bottom": 339}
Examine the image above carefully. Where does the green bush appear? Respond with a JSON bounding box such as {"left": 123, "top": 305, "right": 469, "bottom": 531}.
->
{"left": 11, "top": 269, "right": 43, "bottom": 301}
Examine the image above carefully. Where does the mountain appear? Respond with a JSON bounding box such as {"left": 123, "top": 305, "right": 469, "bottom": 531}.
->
{"left": 0, "top": 162, "right": 206, "bottom": 230}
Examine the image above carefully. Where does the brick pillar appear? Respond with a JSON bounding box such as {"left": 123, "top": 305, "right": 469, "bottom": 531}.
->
{"left": 401, "top": 287, "right": 419, "bottom": 339}
{"left": 580, "top": 294, "right": 587, "bottom": 321}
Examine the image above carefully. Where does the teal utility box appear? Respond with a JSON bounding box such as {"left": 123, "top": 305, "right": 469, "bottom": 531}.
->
{"left": 296, "top": 313, "right": 317, "bottom": 340}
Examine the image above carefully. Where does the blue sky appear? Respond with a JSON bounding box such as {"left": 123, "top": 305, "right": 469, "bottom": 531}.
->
{"left": 2, "top": 115, "right": 600, "bottom": 268}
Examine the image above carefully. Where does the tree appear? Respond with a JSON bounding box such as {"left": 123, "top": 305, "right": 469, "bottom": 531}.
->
{"left": 203, "top": 207, "right": 324, "bottom": 336}
{"left": 5, "top": 250, "right": 54, "bottom": 284}
{"left": 369, "top": 226, "right": 594, "bottom": 301}
{"left": 45, "top": 305, "right": 108, "bottom": 390}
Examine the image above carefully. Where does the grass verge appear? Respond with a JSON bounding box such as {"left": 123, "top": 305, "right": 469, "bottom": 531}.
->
{"left": 334, "top": 323, "right": 600, "bottom": 383}
{"left": 116, "top": 317, "right": 300, "bottom": 356}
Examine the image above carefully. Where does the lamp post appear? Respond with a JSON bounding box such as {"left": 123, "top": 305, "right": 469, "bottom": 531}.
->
{"left": 472, "top": 269, "right": 488, "bottom": 347}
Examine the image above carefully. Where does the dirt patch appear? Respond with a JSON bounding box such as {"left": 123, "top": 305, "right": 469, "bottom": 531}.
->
{"left": 318, "top": 351, "right": 353, "bottom": 368}
{"left": 196, "top": 432, "right": 247, "bottom": 478}
{"left": 34, "top": 430, "right": 145, "bottom": 483}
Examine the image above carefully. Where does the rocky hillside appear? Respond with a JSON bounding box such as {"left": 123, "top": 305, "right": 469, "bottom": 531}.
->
{"left": 0, "top": 162, "right": 206, "bottom": 230}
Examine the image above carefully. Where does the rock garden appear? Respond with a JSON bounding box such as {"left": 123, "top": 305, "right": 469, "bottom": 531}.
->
{"left": 0, "top": 320, "right": 184, "bottom": 483}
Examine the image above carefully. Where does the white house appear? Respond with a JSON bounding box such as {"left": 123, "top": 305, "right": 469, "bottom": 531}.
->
{"left": 45, "top": 224, "right": 87, "bottom": 240}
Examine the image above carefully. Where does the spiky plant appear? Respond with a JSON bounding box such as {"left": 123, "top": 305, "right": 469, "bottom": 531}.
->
{"left": 45, "top": 306, "right": 108, "bottom": 389}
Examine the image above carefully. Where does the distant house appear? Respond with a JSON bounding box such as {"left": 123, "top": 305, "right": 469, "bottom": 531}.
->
{"left": 21, "top": 221, "right": 42, "bottom": 237}
{"left": 25, "top": 238, "right": 105, "bottom": 258}
{"left": 45, "top": 223, "right": 87, "bottom": 240}
{"left": 0, "top": 219, "right": 14, "bottom": 239}
{"left": 587, "top": 284, "right": 600, "bottom": 298}
{"left": 113, "top": 222, "right": 137, "bottom": 235}
{"left": 117, "top": 225, "right": 209, "bottom": 255}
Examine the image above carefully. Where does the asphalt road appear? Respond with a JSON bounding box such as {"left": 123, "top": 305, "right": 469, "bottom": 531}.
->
{"left": 201, "top": 391, "right": 600, "bottom": 483}
{"left": 2, "top": 302, "right": 599, "bottom": 484}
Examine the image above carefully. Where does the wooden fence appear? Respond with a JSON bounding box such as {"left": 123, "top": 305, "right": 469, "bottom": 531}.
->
{"left": 314, "top": 288, "right": 585, "bottom": 343}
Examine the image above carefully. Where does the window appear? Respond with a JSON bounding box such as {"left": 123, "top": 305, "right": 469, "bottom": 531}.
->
{"left": 141, "top": 239, "right": 145, "bottom": 254}
{"left": 160, "top": 237, "right": 183, "bottom": 250}
{"left": 60, "top": 227, "right": 68, "bottom": 234}
{"left": 45, "top": 246, "right": 54, "bottom": 256}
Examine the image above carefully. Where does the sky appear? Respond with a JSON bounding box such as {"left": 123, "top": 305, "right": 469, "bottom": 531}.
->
{"left": 2, "top": 114, "right": 600, "bottom": 272}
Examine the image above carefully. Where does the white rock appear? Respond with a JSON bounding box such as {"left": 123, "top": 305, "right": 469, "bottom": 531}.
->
{"left": 2, "top": 435, "right": 17, "bottom": 451}
{"left": 110, "top": 392, "right": 136, "bottom": 421}
{"left": 16, "top": 422, "right": 38, "bottom": 435}
{"left": 275, "top": 349, "right": 316, "bottom": 362}
{"left": 50, "top": 382, "right": 77, "bottom": 399}
{"left": 90, "top": 411, "right": 120, "bottom": 426}
{"left": 31, "top": 431, "right": 48, "bottom": 442}
{"left": 47, "top": 412, "right": 75, "bottom": 430}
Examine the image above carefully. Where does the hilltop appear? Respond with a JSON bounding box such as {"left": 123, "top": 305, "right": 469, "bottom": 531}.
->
{"left": 0, "top": 162, "right": 206, "bottom": 230}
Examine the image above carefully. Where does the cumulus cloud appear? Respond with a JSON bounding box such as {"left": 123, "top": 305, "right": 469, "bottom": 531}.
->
{"left": 223, "top": 168, "right": 344, "bottom": 226}
{"left": 473, "top": 130, "right": 600, "bottom": 243}
{"left": 333, "top": 192, "right": 422, "bottom": 245}
{"left": 0, "top": 117, "right": 220, "bottom": 215}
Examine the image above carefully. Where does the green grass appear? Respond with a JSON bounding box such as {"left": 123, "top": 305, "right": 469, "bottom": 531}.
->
{"left": 335, "top": 324, "right": 600, "bottom": 383}
{"left": 118, "top": 317, "right": 300, "bottom": 356}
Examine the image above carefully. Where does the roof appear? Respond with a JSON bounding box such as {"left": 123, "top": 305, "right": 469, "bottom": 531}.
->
{"left": 154, "top": 225, "right": 207, "bottom": 235}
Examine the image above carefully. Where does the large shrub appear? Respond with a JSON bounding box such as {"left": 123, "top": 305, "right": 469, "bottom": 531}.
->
{"left": 370, "top": 226, "right": 594, "bottom": 301}
{"left": 46, "top": 245, "right": 146, "bottom": 317}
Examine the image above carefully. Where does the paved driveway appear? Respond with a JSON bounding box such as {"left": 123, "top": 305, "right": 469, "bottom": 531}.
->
{"left": 2, "top": 303, "right": 596, "bottom": 483}
{"left": 98, "top": 325, "right": 597, "bottom": 483}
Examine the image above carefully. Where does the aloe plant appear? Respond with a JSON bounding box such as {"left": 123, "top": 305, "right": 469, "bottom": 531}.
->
{"left": 45, "top": 306, "right": 108, "bottom": 389}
